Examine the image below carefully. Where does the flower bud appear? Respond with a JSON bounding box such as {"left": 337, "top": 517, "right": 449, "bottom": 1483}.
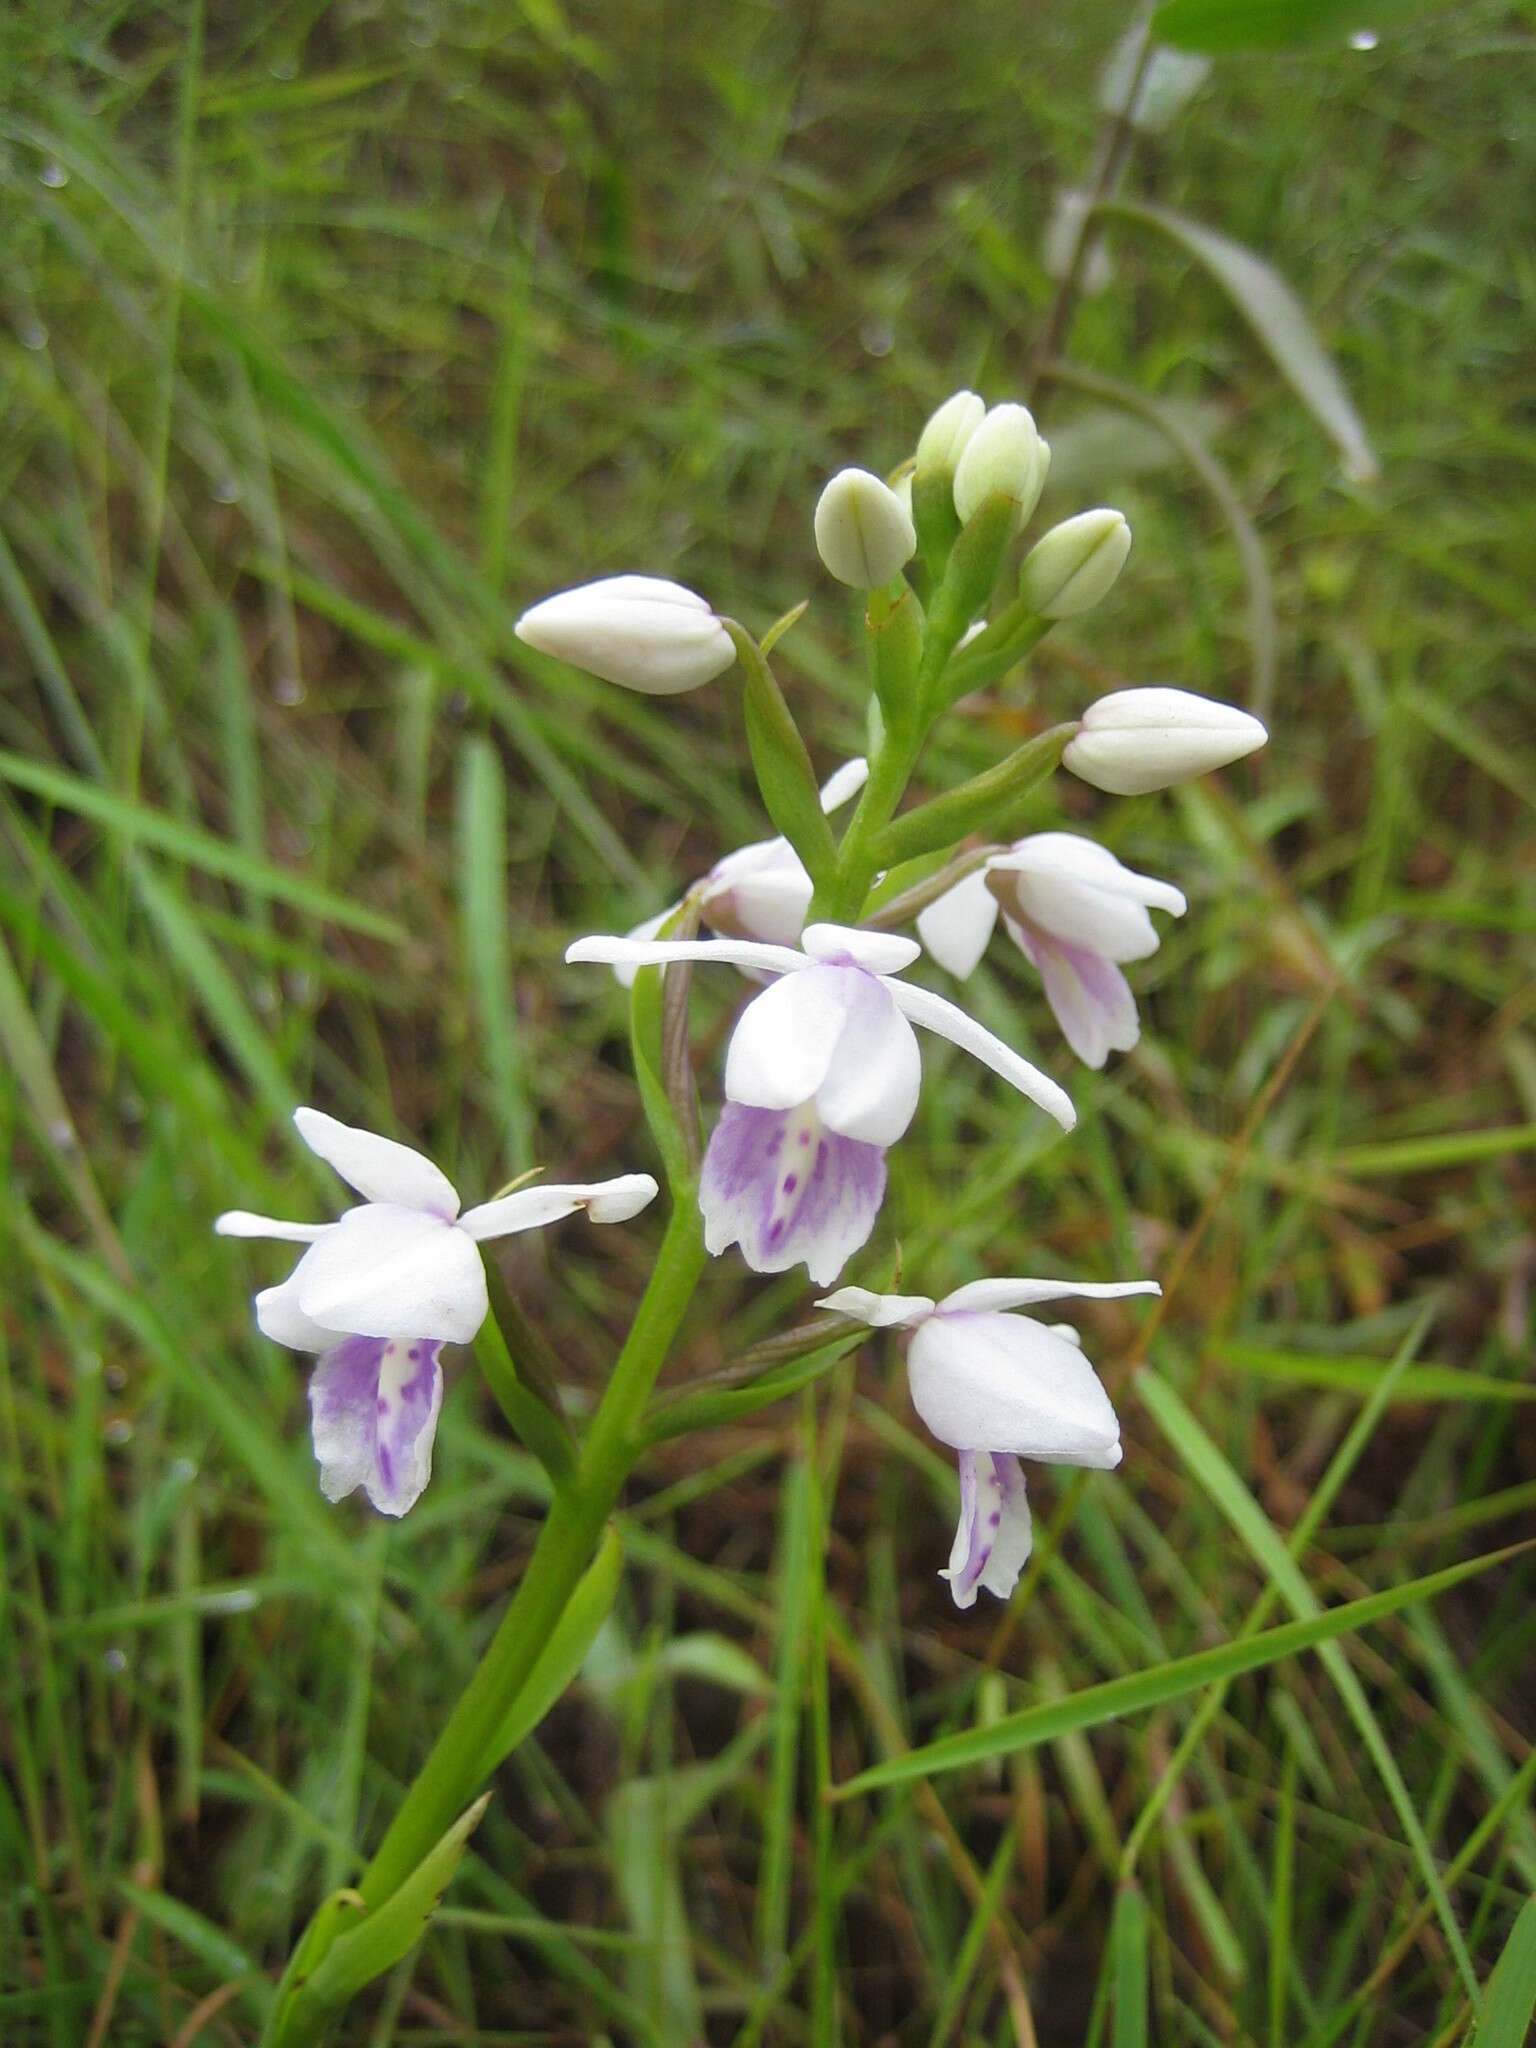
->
{"left": 515, "top": 575, "right": 735, "bottom": 695}
{"left": 1064, "top": 687, "right": 1268, "bottom": 795}
{"left": 916, "top": 390, "right": 985, "bottom": 475}
{"left": 1020, "top": 509, "right": 1132, "bottom": 618}
{"left": 814, "top": 467, "right": 918, "bottom": 589}
{"left": 952, "top": 403, "right": 1050, "bottom": 534}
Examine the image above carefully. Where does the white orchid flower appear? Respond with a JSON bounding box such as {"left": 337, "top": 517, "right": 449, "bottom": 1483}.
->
{"left": 610, "top": 758, "right": 870, "bottom": 989}
{"left": 567, "top": 923, "right": 1075, "bottom": 1286}
{"left": 819, "top": 1274, "right": 1159, "bottom": 1607}
{"left": 216, "top": 1108, "right": 658, "bottom": 1516}
{"left": 916, "top": 833, "right": 1186, "bottom": 1069}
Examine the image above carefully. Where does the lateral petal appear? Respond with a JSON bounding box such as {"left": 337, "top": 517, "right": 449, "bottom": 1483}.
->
{"left": 939, "top": 1276, "right": 1160, "bottom": 1315}
{"left": 887, "top": 980, "right": 1076, "bottom": 1130}
{"left": 460, "top": 1174, "right": 658, "bottom": 1238}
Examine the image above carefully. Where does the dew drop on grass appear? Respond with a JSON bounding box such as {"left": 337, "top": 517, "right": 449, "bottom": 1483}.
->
{"left": 860, "top": 316, "right": 894, "bottom": 358}
{"left": 39, "top": 159, "right": 68, "bottom": 188}
{"left": 104, "top": 1647, "right": 128, "bottom": 1674}
{"left": 1349, "top": 29, "right": 1379, "bottom": 50}
{"left": 273, "top": 674, "right": 305, "bottom": 706}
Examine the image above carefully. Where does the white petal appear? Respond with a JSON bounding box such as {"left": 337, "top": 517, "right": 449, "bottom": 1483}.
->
{"left": 812, "top": 970, "right": 922, "bottom": 1145}
{"left": 293, "top": 1108, "right": 460, "bottom": 1218}
{"left": 939, "top": 1276, "right": 1160, "bottom": 1315}
{"left": 992, "top": 834, "right": 1183, "bottom": 960}
{"left": 566, "top": 933, "right": 807, "bottom": 978}
{"left": 915, "top": 870, "right": 999, "bottom": 979}
{"left": 724, "top": 967, "right": 851, "bottom": 1110}
{"left": 255, "top": 1269, "right": 336, "bottom": 1351}
{"left": 816, "top": 1286, "right": 934, "bottom": 1328}
{"left": 293, "top": 1205, "right": 488, "bottom": 1345}
{"left": 702, "top": 841, "right": 813, "bottom": 947}
{"left": 908, "top": 1312, "right": 1122, "bottom": 1467}
{"left": 1014, "top": 924, "right": 1140, "bottom": 1070}
{"left": 886, "top": 980, "right": 1076, "bottom": 1130}
{"left": 801, "top": 923, "right": 921, "bottom": 975}
{"left": 460, "top": 1174, "right": 658, "bottom": 1238}
{"left": 818, "top": 757, "right": 870, "bottom": 812}
{"left": 612, "top": 905, "right": 678, "bottom": 989}
{"left": 215, "top": 1211, "right": 328, "bottom": 1243}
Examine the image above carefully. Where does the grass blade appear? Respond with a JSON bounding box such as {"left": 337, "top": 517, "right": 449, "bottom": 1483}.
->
{"left": 1137, "top": 1370, "right": 1482, "bottom": 2005}
{"left": 830, "top": 1543, "right": 1527, "bottom": 1799}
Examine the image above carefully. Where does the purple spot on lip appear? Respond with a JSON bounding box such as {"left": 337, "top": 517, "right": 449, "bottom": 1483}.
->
{"left": 377, "top": 1397, "right": 388, "bottom": 1415}
{"left": 816, "top": 1140, "right": 828, "bottom": 1166}
{"left": 783, "top": 1174, "right": 797, "bottom": 1193}
{"left": 798, "top": 1129, "right": 811, "bottom": 1146}
{"left": 989, "top": 1510, "right": 1001, "bottom": 1527}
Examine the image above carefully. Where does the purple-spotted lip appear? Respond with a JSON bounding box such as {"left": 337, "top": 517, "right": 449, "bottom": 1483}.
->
{"left": 699, "top": 1101, "right": 887, "bottom": 1286}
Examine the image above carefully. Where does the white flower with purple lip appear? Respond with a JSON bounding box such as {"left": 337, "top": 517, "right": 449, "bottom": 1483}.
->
{"left": 216, "top": 1108, "right": 658, "bottom": 1516}
{"left": 567, "top": 924, "right": 1075, "bottom": 1286}
{"left": 611, "top": 759, "right": 869, "bottom": 989}
{"left": 818, "top": 1275, "right": 1159, "bottom": 1607}
{"left": 916, "top": 833, "right": 1186, "bottom": 1069}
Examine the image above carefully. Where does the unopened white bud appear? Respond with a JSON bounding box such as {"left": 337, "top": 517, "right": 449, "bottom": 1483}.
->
{"left": 515, "top": 575, "right": 735, "bottom": 695}
{"left": 814, "top": 467, "right": 918, "bottom": 589}
{"left": 916, "top": 390, "right": 985, "bottom": 474}
{"left": 1020, "top": 509, "right": 1132, "bottom": 618}
{"left": 952, "top": 403, "right": 1050, "bottom": 534}
{"left": 1064, "top": 687, "right": 1268, "bottom": 795}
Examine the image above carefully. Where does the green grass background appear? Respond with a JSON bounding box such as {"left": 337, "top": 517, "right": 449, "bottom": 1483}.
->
{"left": 2, "top": 1, "right": 1533, "bottom": 2042}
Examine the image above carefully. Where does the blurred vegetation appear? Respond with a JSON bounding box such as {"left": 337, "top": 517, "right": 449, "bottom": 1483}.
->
{"left": 1, "top": 1, "right": 1533, "bottom": 2042}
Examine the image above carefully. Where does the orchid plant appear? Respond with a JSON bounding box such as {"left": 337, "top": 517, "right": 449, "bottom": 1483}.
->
{"left": 224, "top": 389, "right": 1267, "bottom": 2045}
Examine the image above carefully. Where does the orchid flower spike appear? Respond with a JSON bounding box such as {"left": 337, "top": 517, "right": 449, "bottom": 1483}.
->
{"left": 611, "top": 758, "right": 870, "bottom": 989}
{"left": 567, "top": 923, "right": 1075, "bottom": 1286}
{"left": 916, "top": 833, "right": 1186, "bottom": 1068}
{"left": 216, "top": 1109, "right": 658, "bottom": 1516}
{"left": 820, "top": 1274, "right": 1160, "bottom": 1607}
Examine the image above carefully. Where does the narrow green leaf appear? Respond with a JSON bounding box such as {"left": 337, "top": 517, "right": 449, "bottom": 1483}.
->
{"left": 1111, "top": 1882, "right": 1149, "bottom": 2048}
{"left": 830, "top": 1543, "right": 1526, "bottom": 1797}
{"left": 455, "top": 735, "right": 532, "bottom": 1173}
{"left": 643, "top": 1332, "right": 864, "bottom": 1443}
{"left": 285, "top": 1795, "right": 490, "bottom": 2033}
{"left": 1218, "top": 1343, "right": 1536, "bottom": 1404}
{"left": 116, "top": 1881, "right": 270, "bottom": 2010}
{"left": 0, "top": 748, "right": 406, "bottom": 940}
{"left": 1098, "top": 198, "right": 1378, "bottom": 482}
{"left": 1152, "top": 0, "right": 1443, "bottom": 54}
{"left": 479, "top": 1528, "right": 624, "bottom": 1774}
{"left": 1138, "top": 1371, "right": 1481, "bottom": 2004}
{"left": 725, "top": 622, "right": 838, "bottom": 887}
{"left": 1473, "top": 1894, "right": 1536, "bottom": 2048}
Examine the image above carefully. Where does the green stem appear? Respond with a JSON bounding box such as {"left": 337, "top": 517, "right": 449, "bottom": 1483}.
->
{"left": 814, "top": 720, "right": 923, "bottom": 923}
{"left": 354, "top": 1197, "right": 706, "bottom": 1912}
